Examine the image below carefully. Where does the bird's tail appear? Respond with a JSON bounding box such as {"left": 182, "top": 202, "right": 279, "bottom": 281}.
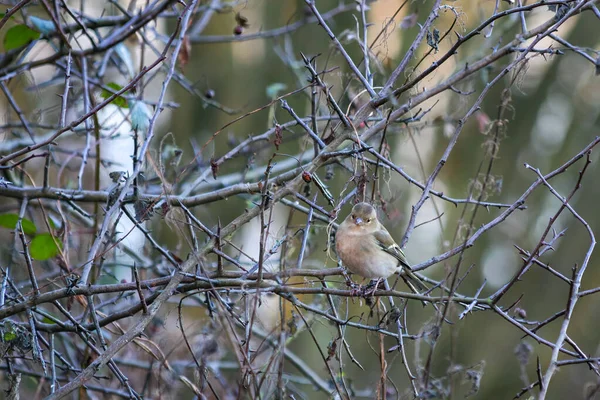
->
{"left": 403, "top": 266, "right": 426, "bottom": 290}
{"left": 399, "top": 266, "right": 428, "bottom": 306}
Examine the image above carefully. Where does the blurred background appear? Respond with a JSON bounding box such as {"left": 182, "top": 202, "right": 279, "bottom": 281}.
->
{"left": 169, "top": 3, "right": 600, "bottom": 397}
{"left": 1, "top": 0, "right": 600, "bottom": 398}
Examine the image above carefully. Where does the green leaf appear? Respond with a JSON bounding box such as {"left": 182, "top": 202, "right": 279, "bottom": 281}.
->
{"left": 29, "top": 233, "right": 62, "bottom": 260}
{"left": 42, "top": 315, "right": 57, "bottom": 324}
{"left": 47, "top": 216, "right": 60, "bottom": 230}
{"left": 3, "top": 24, "right": 40, "bottom": 51}
{"left": 0, "top": 213, "right": 37, "bottom": 235}
{"left": 3, "top": 331, "right": 16, "bottom": 341}
{"left": 101, "top": 82, "right": 129, "bottom": 108}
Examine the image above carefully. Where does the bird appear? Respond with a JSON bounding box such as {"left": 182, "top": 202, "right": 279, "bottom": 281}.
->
{"left": 335, "top": 202, "right": 426, "bottom": 296}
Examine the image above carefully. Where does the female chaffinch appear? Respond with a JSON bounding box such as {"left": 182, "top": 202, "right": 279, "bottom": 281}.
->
{"left": 335, "top": 202, "right": 425, "bottom": 295}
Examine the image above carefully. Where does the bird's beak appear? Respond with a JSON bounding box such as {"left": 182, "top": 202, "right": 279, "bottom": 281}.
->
{"left": 354, "top": 217, "right": 363, "bottom": 225}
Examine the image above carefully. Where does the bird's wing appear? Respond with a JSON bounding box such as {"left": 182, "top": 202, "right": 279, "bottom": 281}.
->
{"left": 373, "top": 227, "right": 409, "bottom": 268}
{"left": 373, "top": 227, "right": 426, "bottom": 292}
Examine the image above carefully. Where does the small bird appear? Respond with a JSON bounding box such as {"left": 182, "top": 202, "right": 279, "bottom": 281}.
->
{"left": 335, "top": 202, "right": 426, "bottom": 296}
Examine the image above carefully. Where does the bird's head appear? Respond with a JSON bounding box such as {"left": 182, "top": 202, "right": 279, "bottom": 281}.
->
{"left": 347, "top": 202, "right": 377, "bottom": 229}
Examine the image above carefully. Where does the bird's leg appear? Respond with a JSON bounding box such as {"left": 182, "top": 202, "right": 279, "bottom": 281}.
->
{"left": 362, "top": 278, "right": 382, "bottom": 297}
{"left": 342, "top": 269, "right": 354, "bottom": 286}
{"left": 342, "top": 270, "right": 362, "bottom": 296}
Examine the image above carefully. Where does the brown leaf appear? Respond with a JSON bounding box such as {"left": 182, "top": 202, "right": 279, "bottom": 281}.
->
{"left": 178, "top": 36, "right": 191, "bottom": 71}
{"left": 210, "top": 157, "right": 219, "bottom": 179}
{"left": 326, "top": 339, "right": 337, "bottom": 362}
{"left": 235, "top": 12, "right": 250, "bottom": 28}
{"left": 273, "top": 123, "right": 283, "bottom": 149}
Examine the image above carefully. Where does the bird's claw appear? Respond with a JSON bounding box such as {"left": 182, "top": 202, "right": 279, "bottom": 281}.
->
{"left": 345, "top": 277, "right": 383, "bottom": 297}
{"left": 346, "top": 281, "right": 362, "bottom": 296}
{"left": 361, "top": 279, "right": 383, "bottom": 297}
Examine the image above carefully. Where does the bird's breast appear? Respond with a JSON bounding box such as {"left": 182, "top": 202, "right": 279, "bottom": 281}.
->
{"left": 336, "top": 232, "right": 399, "bottom": 279}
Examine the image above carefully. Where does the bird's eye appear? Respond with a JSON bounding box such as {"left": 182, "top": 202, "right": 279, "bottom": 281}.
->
{"left": 351, "top": 214, "right": 356, "bottom": 220}
{"left": 366, "top": 218, "right": 371, "bottom": 223}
